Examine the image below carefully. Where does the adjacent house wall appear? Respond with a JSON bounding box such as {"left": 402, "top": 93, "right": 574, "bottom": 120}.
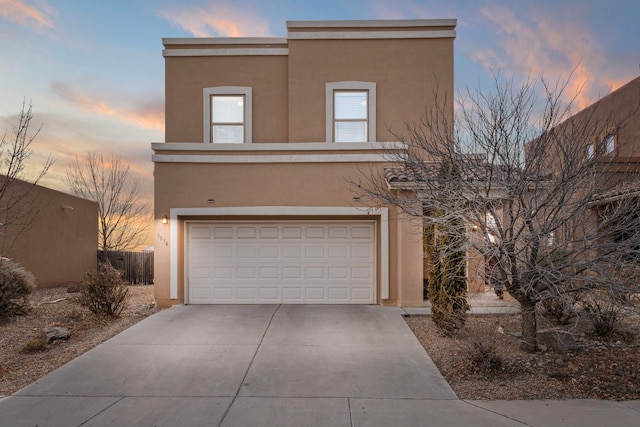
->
{"left": 0, "top": 178, "right": 98, "bottom": 287}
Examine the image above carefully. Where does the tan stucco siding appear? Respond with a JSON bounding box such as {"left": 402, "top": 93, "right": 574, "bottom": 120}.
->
{"left": 287, "top": 38, "right": 454, "bottom": 142}
{"left": 0, "top": 180, "right": 97, "bottom": 287}
{"left": 153, "top": 160, "right": 423, "bottom": 307}
{"left": 155, "top": 161, "right": 380, "bottom": 207}
{"left": 165, "top": 55, "right": 289, "bottom": 143}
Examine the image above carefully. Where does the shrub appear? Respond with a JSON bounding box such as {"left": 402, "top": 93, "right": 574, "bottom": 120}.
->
{"left": 79, "top": 263, "right": 129, "bottom": 317}
{"left": 540, "top": 293, "right": 580, "bottom": 325}
{"left": 468, "top": 337, "right": 503, "bottom": 373}
{"left": 425, "top": 217, "right": 469, "bottom": 334}
{"left": 0, "top": 258, "right": 37, "bottom": 318}
{"left": 21, "top": 337, "right": 48, "bottom": 353}
{"left": 583, "top": 293, "right": 620, "bottom": 338}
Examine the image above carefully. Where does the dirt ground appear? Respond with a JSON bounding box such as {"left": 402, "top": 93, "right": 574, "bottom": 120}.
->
{"left": 406, "top": 310, "right": 640, "bottom": 400}
{"left": 2, "top": 286, "right": 638, "bottom": 400}
{"left": 0, "top": 285, "right": 159, "bottom": 396}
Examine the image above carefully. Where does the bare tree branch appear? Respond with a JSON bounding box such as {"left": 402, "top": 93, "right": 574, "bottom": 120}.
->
{"left": 0, "top": 101, "right": 54, "bottom": 256}
{"left": 65, "top": 152, "right": 151, "bottom": 254}
{"left": 358, "top": 73, "right": 640, "bottom": 352}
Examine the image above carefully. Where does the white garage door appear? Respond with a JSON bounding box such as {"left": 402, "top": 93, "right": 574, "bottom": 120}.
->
{"left": 187, "top": 221, "right": 375, "bottom": 304}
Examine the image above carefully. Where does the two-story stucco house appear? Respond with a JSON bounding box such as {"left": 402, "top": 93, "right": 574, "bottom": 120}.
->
{"left": 152, "top": 19, "right": 456, "bottom": 308}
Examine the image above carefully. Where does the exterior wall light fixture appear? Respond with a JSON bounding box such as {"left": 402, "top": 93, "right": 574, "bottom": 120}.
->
{"left": 207, "top": 198, "right": 216, "bottom": 204}
{"left": 162, "top": 215, "right": 168, "bottom": 224}
{"left": 352, "top": 196, "right": 361, "bottom": 202}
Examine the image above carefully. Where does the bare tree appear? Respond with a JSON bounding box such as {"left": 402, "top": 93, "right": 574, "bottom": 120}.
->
{"left": 360, "top": 74, "right": 640, "bottom": 352}
{"left": 65, "top": 152, "right": 151, "bottom": 255}
{"left": 0, "top": 101, "right": 54, "bottom": 255}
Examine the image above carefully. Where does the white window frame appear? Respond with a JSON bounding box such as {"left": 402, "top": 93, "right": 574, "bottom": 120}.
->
{"left": 326, "top": 81, "right": 376, "bottom": 143}
{"left": 586, "top": 143, "right": 594, "bottom": 160}
{"left": 203, "top": 86, "right": 252, "bottom": 144}
{"left": 604, "top": 133, "right": 615, "bottom": 154}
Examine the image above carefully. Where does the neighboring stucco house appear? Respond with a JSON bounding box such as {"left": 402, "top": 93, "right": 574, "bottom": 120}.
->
{"left": 0, "top": 177, "right": 98, "bottom": 287}
{"left": 152, "top": 19, "right": 456, "bottom": 307}
{"left": 540, "top": 75, "right": 640, "bottom": 250}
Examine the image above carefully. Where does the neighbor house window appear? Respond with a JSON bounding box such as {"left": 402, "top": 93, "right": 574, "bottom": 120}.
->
{"left": 326, "top": 82, "right": 376, "bottom": 143}
{"left": 604, "top": 133, "right": 615, "bottom": 154}
{"left": 586, "top": 144, "right": 594, "bottom": 159}
{"left": 203, "top": 87, "right": 252, "bottom": 143}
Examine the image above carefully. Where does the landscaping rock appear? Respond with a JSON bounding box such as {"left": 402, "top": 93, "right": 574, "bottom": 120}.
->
{"left": 537, "top": 328, "right": 577, "bottom": 352}
{"left": 43, "top": 327, "right": 70, "bottom": 344}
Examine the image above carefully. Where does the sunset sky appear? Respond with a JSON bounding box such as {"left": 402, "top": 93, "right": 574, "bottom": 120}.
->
{"left": 1, "top": 0, "right": 639, "bottom": 240}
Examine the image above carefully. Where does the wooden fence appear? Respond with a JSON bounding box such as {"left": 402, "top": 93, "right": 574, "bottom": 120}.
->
{"left": 101, "top": 250, "right": 154, "bottom": 285}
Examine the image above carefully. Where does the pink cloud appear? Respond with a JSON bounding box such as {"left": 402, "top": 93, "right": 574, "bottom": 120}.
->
{"left": 476, "top": 5, "right": 631, "bottom": 109}
{"left": 160, "top": 3, "right": 271, "bottom": 37}
{"left": 0, "top": 0, "right": 55, "bottom": 29}
{"left": 52, "top": 82, "right": 164, "bottom": 130}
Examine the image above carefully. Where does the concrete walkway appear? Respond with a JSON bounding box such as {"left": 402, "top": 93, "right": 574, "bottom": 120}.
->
{"left": 0, "top": 305, "right": 638, "bottom": 426}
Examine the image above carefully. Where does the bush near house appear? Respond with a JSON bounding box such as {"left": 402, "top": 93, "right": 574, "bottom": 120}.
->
{"left": 79, "top": 263, "right": 130, "bottom": 317}
{"left": 0, "top": 258, "right": 37, "bottom": 318}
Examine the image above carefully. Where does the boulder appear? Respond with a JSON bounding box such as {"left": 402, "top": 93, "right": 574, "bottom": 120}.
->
{"left": 43, "top": 327, "right": 70, "bottom": 344}
{"left": 537, "top": 328, "right": 577, "bottom": 352}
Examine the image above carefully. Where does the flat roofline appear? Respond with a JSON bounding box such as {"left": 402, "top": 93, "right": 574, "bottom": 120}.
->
{"left": 163, "top": 37, "right": 288, "bottom": 46}
{"left": 286, "top": 19, "right": 456, "bottom": 28}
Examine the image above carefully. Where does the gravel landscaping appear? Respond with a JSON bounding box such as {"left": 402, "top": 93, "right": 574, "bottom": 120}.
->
{"left": 405, "top": 310, "right": 640, "bottom": 400}
{"left": 0, "top": 285, "right": 159, "bottom": 397}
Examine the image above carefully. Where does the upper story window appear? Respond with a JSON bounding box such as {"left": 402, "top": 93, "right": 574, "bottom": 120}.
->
{"left": 604, "top": 133, "right": 615, "bottom": 154}
{"left": 326, "top": 82, "right": 376, "bottom": 143}
{"left": 203, "top": 87, "right": 252, "bottom": 143}
{"left": 334, "top": 91, "right": 368, "bottom": 142}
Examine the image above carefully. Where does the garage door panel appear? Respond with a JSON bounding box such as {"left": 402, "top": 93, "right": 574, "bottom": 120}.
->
{"left": 305, "top": 246, "right": 325, "bottom": 258}
{"left": 236, "top": 227, "right": 257, "bottom": 238}
{"left": 283, "top": 267, "right": 303, "bottom": 279}
{"left": 328, "top": 226, "right": 348, "bottom": 238}
{"left": 305, "top": 227, "right": 325, "bottom": 238}
{"left": 260, "top": 227, "right": 279, "bottom": 238}
{"left": 351, "top": 225, "right": 373, "bottom": 238}
{"left": 282, "top": 246, "right": 302, "bottom": 258}
{"left": 213, "top": 226, "right": 234, "bottom": 238}
{"left": 187, "top": 221, "right": 375, "bottom": 304}
{"left": 283, "top": 227, "right": 302, "bottom": 238}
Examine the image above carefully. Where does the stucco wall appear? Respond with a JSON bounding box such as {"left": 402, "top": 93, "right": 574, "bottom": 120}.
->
{"left": 287, "top": 37, "right": 454, "bottom": 143}
{"left": 0, "top": 179, "right": 97, "bottom": 287}
{"left": 165, "top": 55, "right": 289, "bottom": 143}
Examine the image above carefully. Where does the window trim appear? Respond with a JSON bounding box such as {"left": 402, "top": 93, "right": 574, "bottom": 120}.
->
{"left": 326, "top": 81, "right": 376, "bottom": 143}
{"left": 604, "top": 133, "right": 615, "bottom": 154}
{"left": 203, "top": 86, "right": 252, "bottom": 144}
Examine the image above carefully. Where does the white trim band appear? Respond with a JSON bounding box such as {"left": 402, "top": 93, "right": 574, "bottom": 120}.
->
{"left": 153, "top": 154, "right": 401, "bottom": 163}
{"left": 152, "top": 142, "right": 406, "bottom": 151}
{"left": 164, "top": 48, "right": 289, "bottom": 57}
{"left": 163, "top": 37, "right": 288, "bottom": 45}
{"left": 286, "top": 19, "right": 456, "bottom": 28}
{"left": 287, "top": 30, "right": 455, "bottom": 40}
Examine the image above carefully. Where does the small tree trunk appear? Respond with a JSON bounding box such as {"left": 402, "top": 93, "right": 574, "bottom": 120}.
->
{"left": 520, "top": 299, "right": 537, "bottom": 352}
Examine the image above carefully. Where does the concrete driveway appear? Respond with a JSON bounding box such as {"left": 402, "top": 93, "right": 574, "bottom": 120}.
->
{"left": 2, "top": 305, "right": 639, "bottom": 426}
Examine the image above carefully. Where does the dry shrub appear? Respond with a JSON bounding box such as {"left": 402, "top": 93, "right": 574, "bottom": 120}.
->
{"left": 21, "top": 337, "right": 48, "bottom": 353}
{"left": 467, "top": 337, "right": 504, "bottom": 374}
{"left": 79, "top": 263, "right": 129, "bottom": 317}
{"left": 540, "top": 293, "right": 580, "bottom": 325}
{"left": 0, "top": 258, "right": 37, "bottom": 318}
{"left": 583, "top": 291, "right": 622, "bottom": 338}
